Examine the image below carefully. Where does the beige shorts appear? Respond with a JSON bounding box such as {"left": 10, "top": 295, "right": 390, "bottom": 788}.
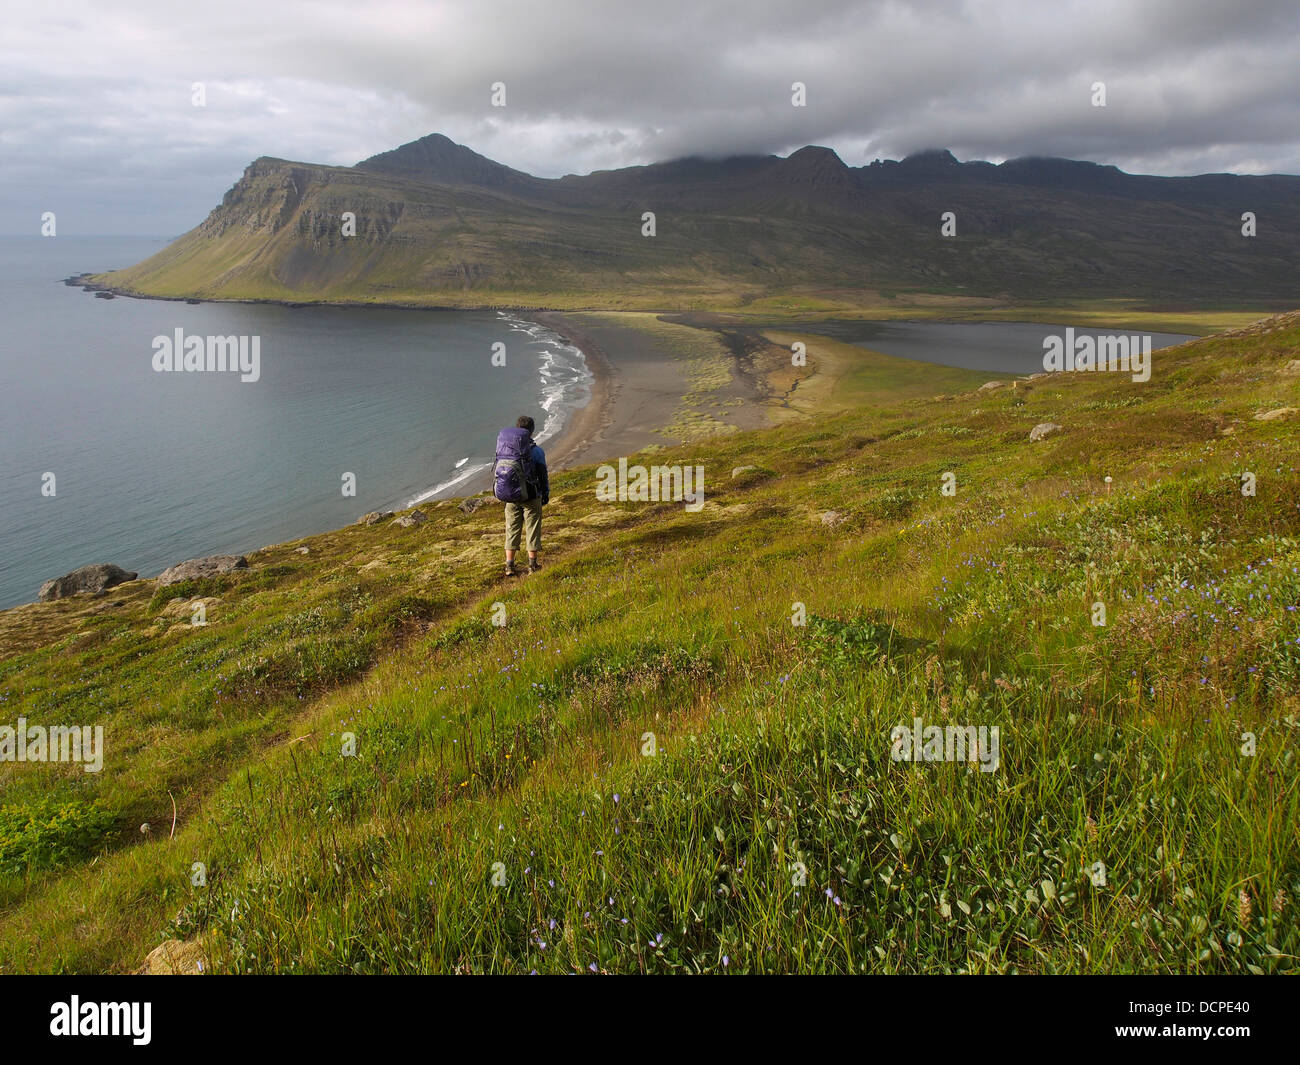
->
{"left": 504, "top": 499, "right": 543, "bottom": 552}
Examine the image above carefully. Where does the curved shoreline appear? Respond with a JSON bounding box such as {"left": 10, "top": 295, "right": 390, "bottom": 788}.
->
{"left": 420, "top": 311, "right": 621, "bottom": 501}
{"left": 431, "top": 309, "right": 707, "bottom": 500}
{"left": 9, "top": 290, "right": 687, "bottom": 607}
{"left": 529, "top": 313, "right": 619, "bottom": 471}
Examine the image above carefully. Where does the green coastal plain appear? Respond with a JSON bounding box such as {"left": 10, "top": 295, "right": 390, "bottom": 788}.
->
{"left": 2, "top": 302, "right": 1297, "bottom": 974}
{"left": 6, "top": 135, "right": 1299, "bottom": 973}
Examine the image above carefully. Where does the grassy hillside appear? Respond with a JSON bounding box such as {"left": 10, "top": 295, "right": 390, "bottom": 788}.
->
{"left": 1, "top": 312, "right": 1298, "bottom": 973}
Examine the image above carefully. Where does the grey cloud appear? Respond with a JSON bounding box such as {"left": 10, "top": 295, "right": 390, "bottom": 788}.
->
{"left": 3, "top": 0, "right": 1299, "bottom": 233}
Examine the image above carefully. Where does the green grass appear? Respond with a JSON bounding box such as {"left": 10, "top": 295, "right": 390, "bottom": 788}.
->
{"left": 723, "top": 302, "right": 1261, "bottom": 337}
{"left": 1, "top": 311, "right": 1298, "bottom": 973}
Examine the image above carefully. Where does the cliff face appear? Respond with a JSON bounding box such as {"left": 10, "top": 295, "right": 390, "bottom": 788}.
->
{"left": 200, "top": 159, "right": 316, "bottom": 238}
{"left": 96, "top": 136, "right": 1300, "bottom": 306}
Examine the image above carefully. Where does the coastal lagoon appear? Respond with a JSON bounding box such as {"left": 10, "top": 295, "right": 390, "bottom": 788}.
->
{"left": 0, "top": 237, "right": 590, "bottom": 608}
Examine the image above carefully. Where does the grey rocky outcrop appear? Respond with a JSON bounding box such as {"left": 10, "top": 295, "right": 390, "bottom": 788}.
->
{"left": 38, "top": 563, "right": 137, "bottom": 601}
{"left": 157, "top": 555, "right": 248, "bottom": 586}
{"left": 1029, "top": 422, "right": 1062, "bottom": 441}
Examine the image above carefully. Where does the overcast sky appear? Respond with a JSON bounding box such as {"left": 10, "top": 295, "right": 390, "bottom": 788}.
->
{"left": 5, "top": 0, "right": 1300, "bottom": 234}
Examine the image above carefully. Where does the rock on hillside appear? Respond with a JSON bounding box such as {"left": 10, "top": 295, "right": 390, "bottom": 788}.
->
{"left": 393, "top": 509, "right": 427, "bottom": 528}
{"left": 38, "top": 563, "right": 138, "bottom": 601}
{"left": 157, "top": 555, "right": 248, "bottom": 587}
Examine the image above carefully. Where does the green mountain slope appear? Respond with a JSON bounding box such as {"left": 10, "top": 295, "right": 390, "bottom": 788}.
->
{"left": 2, "top": 312, "right": 1298, "bottom": 973}
{"left": 90, "top": 135, "right": 1300, "bottom": 308}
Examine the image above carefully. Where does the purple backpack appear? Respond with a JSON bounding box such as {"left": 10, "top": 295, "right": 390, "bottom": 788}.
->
{"left": 493, "top": 427, "right": 537, "bottom": 503}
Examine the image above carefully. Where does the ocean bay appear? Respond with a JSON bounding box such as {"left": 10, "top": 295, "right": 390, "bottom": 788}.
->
{"left": 0, "top": 237, "right": 590, "bottom": 608}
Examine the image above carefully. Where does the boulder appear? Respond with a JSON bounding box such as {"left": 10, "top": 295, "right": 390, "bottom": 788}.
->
{"left": 295, "top": 546, "right": 310, "bottom": 554}
{"left": 394, "top": 509, "right": 427, "bottom": 528}
{"left": 732, "top": 465, "right": 761, "bottom": 479}
{"left": 819, "top": 510, "right": 845, "bottom": 527}
{"left": 1254, "top": 407, "right": 1299, "bottom": 422}
{"left": 1029, "top": 422, "right": 1062, "bottom": 442}
{"left": 976, "top": 380, "right": 1005, "bottom": 392}
{"left": 357, "top": 511, "right": 394, "bottom": 526}
{"left": 458, "top": 496, "right": 490, "bottom": 515}
{"left": 38, "top": 563, "right": 137, "bottom": 601}
{"left": 1279, "top": 360, "right": 1300, "bottom": 376}
{"left": 156, "top": 555, "right": 248, "bottom": 587}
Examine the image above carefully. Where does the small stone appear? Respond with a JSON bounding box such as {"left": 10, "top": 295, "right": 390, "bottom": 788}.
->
{"left": 1254, "top": 407, "right": 1298, "bottom": 422}
{"left": 1029, "top": 422, "right": 1062, "bottom": 442}
{"left": 394, "top": 509, "right": 427, "bottom": 528}
{"left": 137, "top": 938, "right": 207, "bottom": 976}
{"left": 357, "top": 511, "right": 394, "bottom": 526}
{"left": 160, "top": 596, "right": 222, "bottom": 619}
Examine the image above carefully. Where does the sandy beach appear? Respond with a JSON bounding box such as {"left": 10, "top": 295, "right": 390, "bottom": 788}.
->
{"left": 532, "top": 312, "right": 695, "bottom": 469}
{"left": 444, "top": 310, "right": 700, "bottom": 497}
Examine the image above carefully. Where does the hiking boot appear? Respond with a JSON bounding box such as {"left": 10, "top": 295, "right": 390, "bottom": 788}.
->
{"left": 504, "top": 561, "right": 520, "bottom": 578}
{"left": 527, "top": 559, "right": 542, "bottom": 575}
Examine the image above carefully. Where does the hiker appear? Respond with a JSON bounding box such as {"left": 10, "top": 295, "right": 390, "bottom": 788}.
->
{"left": 494, "top": 415, "right": 549, "bottom": 577}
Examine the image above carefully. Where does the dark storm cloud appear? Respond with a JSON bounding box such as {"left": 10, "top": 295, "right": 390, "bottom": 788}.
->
{"left": 3, "top": 0, "right": 1299, "bottom": 233}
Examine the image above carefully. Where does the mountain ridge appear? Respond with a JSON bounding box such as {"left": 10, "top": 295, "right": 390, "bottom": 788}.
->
{"left": 92, "top": 133, "right": 1300, "bottom": 307}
